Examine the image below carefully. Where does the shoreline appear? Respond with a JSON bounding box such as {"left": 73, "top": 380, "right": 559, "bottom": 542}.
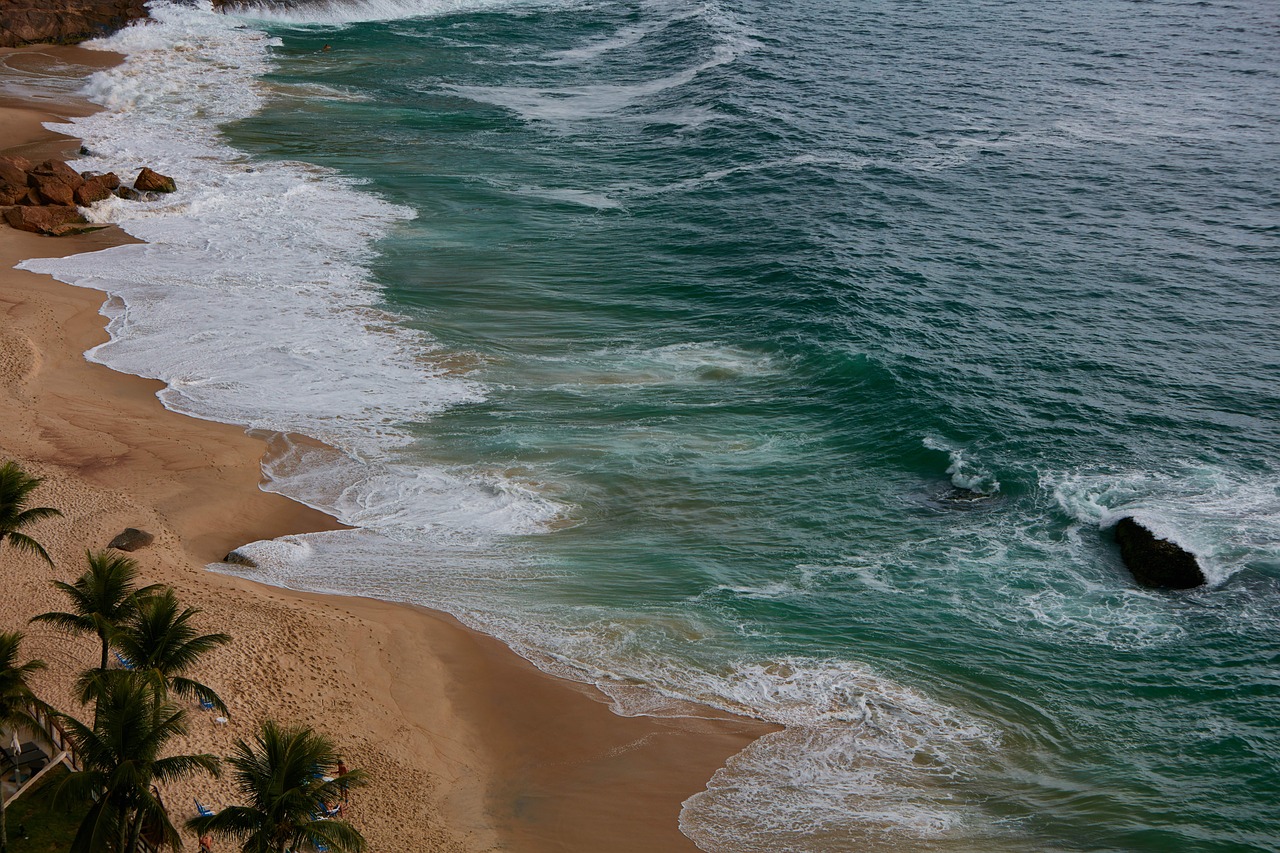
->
{"left": 0, "top": 42, "right": 774, "bottom": 853}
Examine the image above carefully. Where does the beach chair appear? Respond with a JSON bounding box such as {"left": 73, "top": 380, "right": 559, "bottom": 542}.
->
{"left": 114, "top": 651, "right": 137, "bottom": 671}
{"left": 315, "top": 842, "right": 331, "bottom": 853}
{"left": 194, "top": 798, "right": 215, "bottom": 818}
{"left": 311, "top": 802, "right": 341, "bottom": 821}
{"left": 199, "top": 697, "right": 216, "bottom": 711}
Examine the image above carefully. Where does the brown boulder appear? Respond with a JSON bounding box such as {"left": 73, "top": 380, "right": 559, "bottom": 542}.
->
{"left": 75, "top": 175, "right": 116, "bottom": 206}
{"left": 4, "top": 205, "right": 91, "bottom": 236}
{"left": 134, "top": 167, "right": 176, "bottom": 193}
{"left": 107, "top": 527, "right": 155, "bottom": 552}
{"left": 81, "top": 171, "right": 121, "bottom": 190}
{"left": 0, "top": 156, "right": 33, "bottom": 173}
{"left": 28, "top": 172, "right": 76, "bottom": 206}
{"left": 0, "top": 0, "right": 150, "bottom": 48}
{"left": 32, "top": 159, "right": 85, "bottom": 189}
{"left": 0, "top": 159, "right": 28, "bottom": 204}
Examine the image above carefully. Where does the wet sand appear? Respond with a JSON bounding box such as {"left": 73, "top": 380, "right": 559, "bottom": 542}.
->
{"left": 0, "top": 43, "right": 772, "bottom": 853}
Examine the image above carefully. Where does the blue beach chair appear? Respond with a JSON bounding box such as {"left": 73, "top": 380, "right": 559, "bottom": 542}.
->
{"left": 114, "top": 651, "right": 137, "bottom": 670}
{"left": 194, "top": 798, "right": 215, "bottom": 818}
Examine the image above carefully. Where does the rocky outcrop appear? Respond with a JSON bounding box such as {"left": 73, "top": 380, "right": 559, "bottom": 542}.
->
{"left": 107, "top": 527, "right": 155, "bottom": 552}
{"left": 4, "top": 204, "right": 92, "bottom": 236}
{"left": 0, "top": 0, "right": 149, "bottom": 48}
{"left": 1112, "top": 517, "right": 1206, "bottom": 589}
{"left": 0, "top": 157, "right": 31, "bottom": 205}
{"left": 3, "top": 157, "right": 175, "bottom": 236}
{"left": 133, "top": 167, "right": 176, "bottom": 193}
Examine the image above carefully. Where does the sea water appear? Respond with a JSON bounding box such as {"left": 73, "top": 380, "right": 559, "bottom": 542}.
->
{"left": 20, "top": 0, "right": 1280, "bottom": 849}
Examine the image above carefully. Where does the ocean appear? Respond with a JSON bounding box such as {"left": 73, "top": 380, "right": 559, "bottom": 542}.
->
{"left": 18, "top": 0, "right": 1280, "bottom": 849}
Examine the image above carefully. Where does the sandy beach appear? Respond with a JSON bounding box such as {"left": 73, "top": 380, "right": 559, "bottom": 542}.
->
{"left": 0, "top": 43, "right": 772, "bottom": 853}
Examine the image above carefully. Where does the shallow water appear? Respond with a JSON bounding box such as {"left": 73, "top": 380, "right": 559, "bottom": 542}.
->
{"left": 22, "top": 0, "right": 1280, "bottom": 849}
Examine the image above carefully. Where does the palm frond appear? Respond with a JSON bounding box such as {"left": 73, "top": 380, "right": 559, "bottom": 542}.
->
{"left": 5, "top": 530, "right": 55, "bottom": 565}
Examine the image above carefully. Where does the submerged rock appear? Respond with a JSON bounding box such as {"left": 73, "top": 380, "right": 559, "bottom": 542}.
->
{"left": 108, "top": 527, "right": 154, "bottom": 552}
{"left": 1112, "top": 517, "right": 1206, "bottom": 589}
{"left": 223, "top": 549, "right": 258, "bottom": 569}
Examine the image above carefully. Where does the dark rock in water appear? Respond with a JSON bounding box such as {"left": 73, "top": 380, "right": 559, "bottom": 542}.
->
{"left": 114, "top": 186, "right": 143, "bottom": 201}
{"left": 922, "top": 482, "right": 1004, "bottom": 513}
{"left": 1112, "top": 517, "right": 1206, "bottom": 589}
{"left": 4, "top": 204, "right": 91, "bottom": 236}
{"left": 108, "top": 527, "right": 154, "bottom": 552}
{"left": 223, "top": 549, "right": 258, "bottom": 569}
{"left": 134, "top": 167, "right": 176, "bottom": 193}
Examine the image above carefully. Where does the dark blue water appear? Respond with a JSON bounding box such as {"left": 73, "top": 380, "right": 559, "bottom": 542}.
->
{"left": 47, "top": 0, "right": 1280, "bottom": 849}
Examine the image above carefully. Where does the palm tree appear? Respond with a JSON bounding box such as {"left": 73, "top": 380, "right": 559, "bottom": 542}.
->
{"left": 0, "top": 631, "right": 48, "bottom": 853}
{"left": 187, "top": 721, "right": 366, "bottom": 853}
{"left": 56, "top": 676, "right": 219, "bottom": 853}
{"left": 0, "top": 460, "right": 62, "bottom": 567}
{"left": 31, "top": 550, "right": 164, "bottom": 671}
{"left": 110, "top": 589, "right": 231, "bottom": 714}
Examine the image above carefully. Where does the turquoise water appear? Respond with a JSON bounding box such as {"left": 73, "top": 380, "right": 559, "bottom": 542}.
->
{"left": 30, "top": 0, "right": 1280, "bottom": 849}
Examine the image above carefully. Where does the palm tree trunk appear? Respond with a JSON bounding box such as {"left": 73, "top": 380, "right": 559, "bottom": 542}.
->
{"left": 126, "top": 809, "right": 144, "bottom": 853}
{"left": 99, "top": 629, "right": 110, "bottom": 672}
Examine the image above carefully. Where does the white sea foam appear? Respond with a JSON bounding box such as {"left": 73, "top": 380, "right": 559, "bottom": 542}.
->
{"left": 445, "top": 3, "right": 757, "bottom": 126}
{"left": 1046, "top": 464, "right": 1280, "bottom": 586}
{"left": 673, "top": 659, "right": 996, "bottom": 848}
{"left": 21, "top": 1, "right": 559, "bottom": 538}
{"left": 228, "top": 0, "right": 562, "bottom": 25}
{"left": 527, "top": 341, "right": 780, "bottom": 389}
{"left": 923, "top": 436, "right": 1001, "bottom": 495}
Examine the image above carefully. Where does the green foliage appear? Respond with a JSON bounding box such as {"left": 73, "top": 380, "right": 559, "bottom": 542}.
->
{"left": 1, "top": 631, "right": 48, "bottom": 853}
{"left": 0, "top": 632, "right": 45, "bottom": 726}
{"left": 56, "top": 677, "right": 219, "bottom": 853}
{"left": 0, "top": 461, "right": 62, "bottom": 567}
{"left": 3, "top": 767, "right": 89, "bottom": 853}
{"left": 111, "top": 589, "right": 231, "bottom": 714}
{"left": 187, "top": 721, "right": 366, "bottom": 853}
{"left": 31, "top": 551, "right": 164, "bottom": 672}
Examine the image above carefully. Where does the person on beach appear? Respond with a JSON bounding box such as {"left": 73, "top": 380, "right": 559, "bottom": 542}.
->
{"left": 337, "top": 759, "right": 349, "bottom": 802}
{"left": 199, "top": 833, "right": 213, "bottom": 853}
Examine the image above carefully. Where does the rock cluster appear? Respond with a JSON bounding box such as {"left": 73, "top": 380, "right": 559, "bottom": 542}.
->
{"left": 1, "top": 155, "right": 175, "bottom": 236}
{"left": 0, "top": 0, "right": 148, "bottom": 47}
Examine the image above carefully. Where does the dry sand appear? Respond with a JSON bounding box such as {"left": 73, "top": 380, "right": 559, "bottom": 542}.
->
{"left": 0, "top": 44, "right": 772, "bottom": 853}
